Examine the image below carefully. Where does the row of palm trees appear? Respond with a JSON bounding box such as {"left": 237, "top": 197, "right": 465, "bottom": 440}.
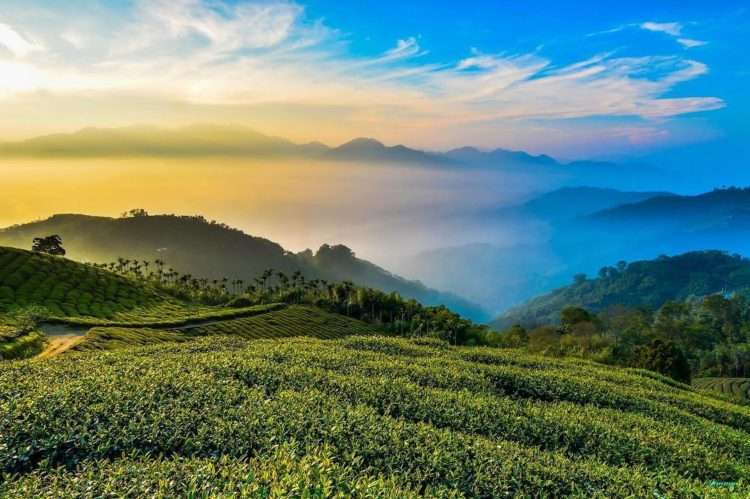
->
{"left": 95, "top": 258, "right": 338, "bottom": 305}
{"left": 93, "top": 257, "right": 487, "bottom": 344}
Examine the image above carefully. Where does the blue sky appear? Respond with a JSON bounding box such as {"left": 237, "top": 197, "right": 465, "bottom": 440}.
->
{"left": 0, "top": 0, "right": 747, "bottom": 164}
{"left": 300, "top": 1, "right": 748, "bottom": 153}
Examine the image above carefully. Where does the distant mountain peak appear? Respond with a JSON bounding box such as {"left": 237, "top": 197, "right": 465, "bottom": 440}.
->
{"left": 337, "top": 137, "right": 387, "bottom": 150}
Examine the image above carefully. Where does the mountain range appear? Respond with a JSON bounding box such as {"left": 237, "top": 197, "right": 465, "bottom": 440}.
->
{"left": 0, "top": 124, "right": 666, "bottom": 189}
{"left": 395, "top": 187, "right": 675, "bottom": 313}
{"left": 398, "top": 185, "right": 750, "bottom": 319}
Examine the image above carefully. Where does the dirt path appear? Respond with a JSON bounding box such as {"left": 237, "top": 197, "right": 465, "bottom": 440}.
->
{"left": 37, "top": 335, "right": 84, "bottom": 359}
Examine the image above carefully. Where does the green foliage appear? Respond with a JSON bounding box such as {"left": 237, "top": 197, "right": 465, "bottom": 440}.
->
{"left": 1, "top": 447, "right": 421, "bottom": 498}
{"left": 30, "top": 235, "right": 65, "bottom": 256}
{"left": 0, "top": 246, "right": 167, "bottom": 320}
{"left": 72, "top": 306, "right": 379, "bottom": 352}
{"left": 104, "top": 257, "right": 488, "bottom": 345}
{"left": 636, "top": 339, "right": 692, "bottom": 384}
{"left": 56, "top": 303, "right": 285, "bottom": 328}
{"left": 695, "top": 378, "right": 750, "bottom": 405}
{"left": 495, "top": 250, "right": 750, "bottom": 329}
{"left": 492, "top": 293, "right": 750, "bottom": 381}
{"left": 0, "top": 335, "right": 748, "bottom": 496}
{"left": 0, "top": 331, "right": 46, "bottom": 360}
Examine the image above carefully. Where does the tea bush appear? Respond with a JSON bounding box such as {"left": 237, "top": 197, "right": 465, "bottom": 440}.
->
{"left": 695, "top": 377, "right": 750, "bottom": 404}
{"left": 1, "top": 335, "right": 748, "bottom": 497}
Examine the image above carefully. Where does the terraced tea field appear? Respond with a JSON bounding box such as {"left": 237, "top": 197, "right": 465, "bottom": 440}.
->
{"left": 0, "top": 246, "right": 290, "bottom": 329}
{"left": 1, "top": 335, "right": 748, "bottom": 496}
{"left": 180, "top": 305, "right": 380, "bottom": 339}
{"left": 0, "top": 246, "right": 165, "bottom": 319}
{"left": 71, "top": 305, "right": 380, "bottom": 352}
{"left": 695, "top": 377, "right": 750, "bottom": 404}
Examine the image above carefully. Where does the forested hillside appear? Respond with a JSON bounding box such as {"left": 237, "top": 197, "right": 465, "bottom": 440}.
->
{"left": 494, "top": 251, "right": 750, "bottom": 329}
{"left": 0, "top": 212, "right": 488, "bottom": 320}
{"left": 489, "top": 251, "right": 750, "bottom": 382}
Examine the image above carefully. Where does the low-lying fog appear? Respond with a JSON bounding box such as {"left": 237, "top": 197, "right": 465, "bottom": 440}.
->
{"left": 0, "top": 158, "right": 553, "bottom": 260}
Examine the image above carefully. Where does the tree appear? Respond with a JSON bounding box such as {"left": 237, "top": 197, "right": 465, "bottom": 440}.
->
{"left": 560, "top": 306, "right": 592, "bottom": 328}
{"left": 121, "top": 208, "right": 149, "bottom": 218}
{"left": 495, "top": 324, "right": 528, "bottom": 348}
{"left": 636, "top": 339, "right": 691, "bottom": 384}
{"left": 31, "top": 235, "right": 66, "bottom": 256}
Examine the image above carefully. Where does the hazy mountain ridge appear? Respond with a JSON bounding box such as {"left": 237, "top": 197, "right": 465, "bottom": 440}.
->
{"left": 516, "top": 187, "right": 675, "bottom": 222}
{"left": 589, "top": 187, "right": 750, "bottom": 227}
{"left": 0, "top": 213, "right": 489, "bottom": 321}
{"left": 0, "top": 125, "right": 661, "bottom": 183}
{"left": 397, "top": 187, "right": 673, "bottom": 314}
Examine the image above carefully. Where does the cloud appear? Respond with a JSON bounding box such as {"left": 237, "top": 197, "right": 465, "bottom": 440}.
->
{"left": 0, "top": 23, "right": 42, "bottom": 57}
{"left": 677, "top": 38, "right": 708, "bottom": 48}
{"left": 640, "top": 21, "right": 683, "bottom": 37}
{"left": 639, "top": 21, "right": 707, "bottom": 49}
{"left": 0, "top": 1, "right": 725, "bottom": 151}
{"left": 384, "top": 37, "right": 423, "bottom": 59}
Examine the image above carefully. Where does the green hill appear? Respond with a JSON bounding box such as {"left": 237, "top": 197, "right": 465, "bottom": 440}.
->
{"left": 1, "top": 335, "right": 747, "bottom": 496}
{"left": 0, "top": 246, "right": 276, "bottom": 326}
{"left": 0, "top": 213, "right": 489, "bottom": 321}
{"left": 493, "top": 250, "right": 750, "bottom": 329}
{"left": 0, "top": 246, "right": 167, "bottom": 319}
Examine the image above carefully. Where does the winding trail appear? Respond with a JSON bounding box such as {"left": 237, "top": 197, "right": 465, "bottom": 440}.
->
{"left": 34, "top": 305, "right": 286, "bottom": 359}
{"left": 38, "top": 335, "right": 84, "bottom": 359}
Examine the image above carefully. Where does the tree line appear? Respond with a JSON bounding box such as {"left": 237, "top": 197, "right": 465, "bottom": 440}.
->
{"left": 96, "top": 258, "right": 490, "bottom": 345}
{"left": 493, "top": 293, "right": 750, "bottom": 383}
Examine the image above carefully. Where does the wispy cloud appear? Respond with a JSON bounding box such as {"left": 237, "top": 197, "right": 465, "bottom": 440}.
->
{"left": 640, "top": 21, "right": 683, "bottom": 37}
{"left": 677, "top": 38, "right": 708, "bottom": 48}
{"left": 0, "top": 23, "right": 42, "bottom": 57}
{"left": 0, "top": 1, "right": 724, "bottom": 151}
{"left": 640, "top": 21, "right": 707, "bottom": 49}
{"left": 592, "top": 21, "right": 708, "bottom": 50}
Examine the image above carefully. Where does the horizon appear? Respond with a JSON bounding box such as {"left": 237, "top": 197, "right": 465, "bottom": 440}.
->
{"left": 0, "top": 1, "right": 747, "bottom": 164}
{"left": 0, "top": 122, "right": 595, "bottom": 160}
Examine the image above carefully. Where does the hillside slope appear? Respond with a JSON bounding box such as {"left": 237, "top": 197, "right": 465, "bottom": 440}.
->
{"left": 73, "top": 305, "right": 380, "bottom": 352}
{"left": 0, "top": 246, "right": 167, "bottom": 319}
{"left": 695, "top": 378, "right": 750, "bottom": 404}
{"left": 1, "top": 335, "right": 747, "bottom": 496}
{"left": 517, "top": 186, "right": 674, "bottom": 222}
{"left": 493, "top": 250, "right": 750, "bottom": 329}
{"left": 0, "top": 214, "right": 488, "bottom": 321}
{"left": 0, "top": 246, "right": 279, "bottom": 326}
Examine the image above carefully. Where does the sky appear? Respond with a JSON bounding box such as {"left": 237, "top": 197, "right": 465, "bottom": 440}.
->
{"left": 0, "top": 0, "right": 747, "bottom": 159}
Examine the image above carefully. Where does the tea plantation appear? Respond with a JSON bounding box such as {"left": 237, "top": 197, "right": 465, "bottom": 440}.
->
{"left": 1, "top": 335, "right": 748, "bottom": 497}
{"left": 72, "top": 305, "right": 380, "bottom": 352}
{"left": 695, "top": 377, "right": 750, "bottom": 404}
{"left": 0, "top": 246, "right": 287, "bottom": 327}
{"left": 0, "top": 246, "right": 165, "bottom": 319}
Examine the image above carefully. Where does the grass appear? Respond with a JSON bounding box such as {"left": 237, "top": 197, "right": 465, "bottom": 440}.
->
{"left": 71, "top": 305, "right": 380, "bottom": 352}
{"left": 1, "top": 335, "right": 748, "bottom": 496}
{"left": 695, "top": 377, "right": 750, "bottom": 404}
